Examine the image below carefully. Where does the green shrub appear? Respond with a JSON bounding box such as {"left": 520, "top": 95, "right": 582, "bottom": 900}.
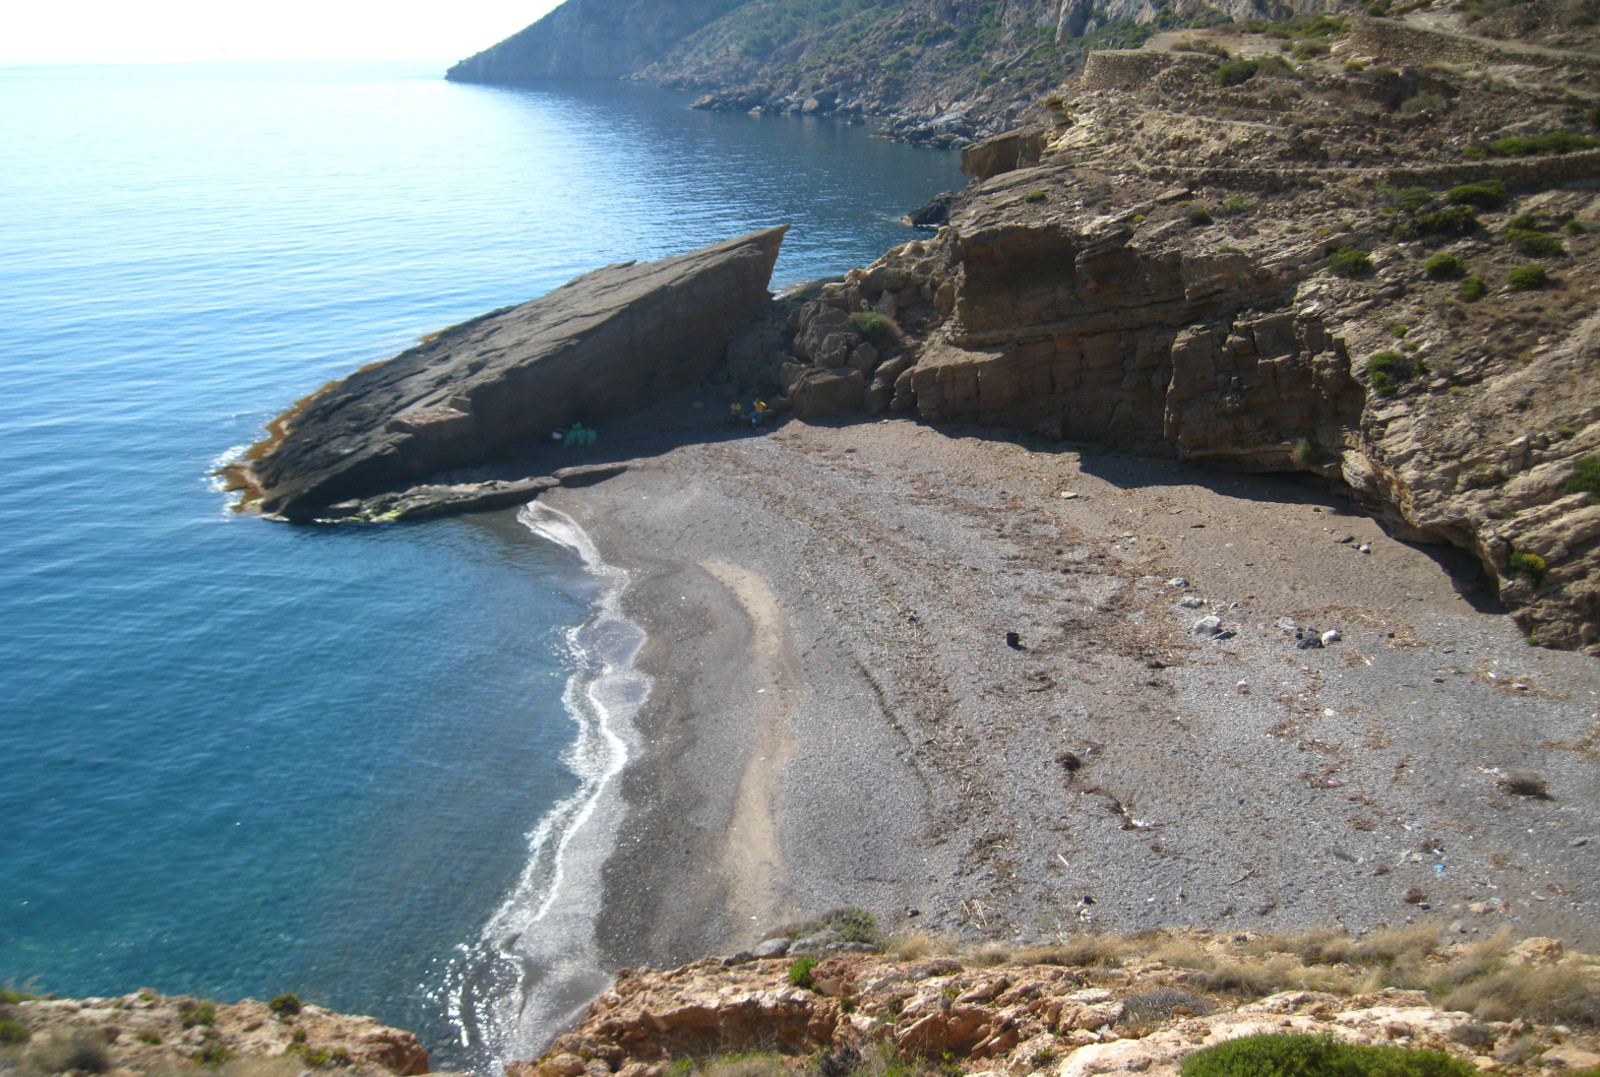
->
{"left": 848, "top": 311, "right": 894, "bottom": 348}
{"left": 137, "top": 1031, "right": 162, "bottom": 1045}
{"left": 1214, "top": 59, "right": 1260, "bottom": 86}
{"left": 1395, "top": 205, "right": 1480, "bottom": 239}
{"left": 1292, "top": 438, "right": 1316, "bottom": 466}
{"left": 196, "top": 1041, "right": 237, "bottom": 1067}
{"left": 0, "top": 1019, "right": 30, "bottom": 1045}
{"left": 1220, "top": 193, "right": 1251, "bottom": 216}
{"left": 788, "top": 956, "right": 820, "bottom": 989}
{"left": 1399, "top": 92, "right": 1445, "bottom": 114}
{"left": 1425, "top": 253, "right": 1466, "bottom": 279}
{"left": 1445, "top": 180, "right": 1505, "bottom": 208}
{"left": 1023, "top": 190, "right": 1047, "bottom": 203}
{"left": 1508, "top": 551, "right": 1547, "bottom": 584}
{"left": 1563, "top": 218, "right": 1587, "bottom": 235}
{"left": 1504, "top": 229, "right": 1566, "bottom": 257}
{"left": 1382, "top": 185, "right": 1433, "bottom": 213}
{"left": 1566, "top": 456, "right": 1600, "bottom": 502}
{"left": 1458, "top": 275, "right": 1486, "bottom": 301}
{"left": 268, "top": 993, "right": 302, "bottom": 1018}
{"left": 1487, "top": 132, "right": 1598, "bottom": 157}
{"left": 1507, "top": 212, "right": 1540, "bottom": 229}
{"left": 180, "top": 1000, "right": 217, "bottom": 1028}
{"left": 1188, "top": 205, "right": 1214, "bottom": 226}
{"left": 782, "top": 906, "right": 882, "bottom": 946}
{"left": 1507, "top": 265, "right": 1549, "bottom": 290}
{"left": 1327, "top": 246, "right": 1374, "bottom": 277}
{"left": 1364, "top": 350, "right": 1420, "bottom": 396}
{"left": 1179, "top": 1033, "right": 1477, "bottom": 1077}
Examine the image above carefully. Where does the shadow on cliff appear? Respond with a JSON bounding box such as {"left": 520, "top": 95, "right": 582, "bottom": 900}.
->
{"left": 958, "top": 425, "right": 1509, "bottom": 617}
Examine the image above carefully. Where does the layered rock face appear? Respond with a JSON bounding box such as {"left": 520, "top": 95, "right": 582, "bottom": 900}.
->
{"left": 512, "top": 938, "right": 1600, "bottom": 1077}
{"left": 233, "top": 228, "right": 785, "bottom": 522}
{"left": 446, "top": 0, "right": 745, "bottom": 82}
{"left": 767, "top": 20, "right": 1600, "bottom": 652}
{"left": 1, "top": 990, "right": 431, "bottom": 1077}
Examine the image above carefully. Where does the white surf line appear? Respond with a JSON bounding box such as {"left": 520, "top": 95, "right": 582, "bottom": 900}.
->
{"left": 447, "top": 500, "right": 648, "bottom": 1070}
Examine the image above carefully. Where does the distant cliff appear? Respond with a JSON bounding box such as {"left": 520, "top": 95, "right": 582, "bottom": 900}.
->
{"left": 446, "top": 0, "right": 745, "bottom": 82}
{"left": 447, "top": 0, "right": 1334, "bottom": 141}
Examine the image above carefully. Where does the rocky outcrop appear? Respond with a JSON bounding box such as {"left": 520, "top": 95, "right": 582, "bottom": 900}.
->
{"left": 446, "top": 0, "right": 745, "bottom": 82}
{"left": 767, "top": 20, "right": 1600, "bottom": 652}
{"left": 230, "top": 228, "right": 785, "bottom": 522}
{"left": 511, "top": 936, "right": 1600, "bottom": 1077}
{"left": 0, "top": 989, "right": 432, "bottom": 1077}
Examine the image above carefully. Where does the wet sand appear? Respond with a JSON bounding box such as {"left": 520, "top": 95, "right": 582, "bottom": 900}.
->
{"left": 534, "top": 404, "right": 1600, "bottom": 974}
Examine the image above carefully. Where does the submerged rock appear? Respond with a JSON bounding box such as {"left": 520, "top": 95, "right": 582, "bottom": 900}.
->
{"left": 233, "top": 228, "right": 785, "bottom": 522}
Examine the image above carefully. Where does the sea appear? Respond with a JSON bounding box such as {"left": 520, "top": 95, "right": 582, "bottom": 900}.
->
{"left": 0, "top": 58, "right": 962, "bottom": 1069}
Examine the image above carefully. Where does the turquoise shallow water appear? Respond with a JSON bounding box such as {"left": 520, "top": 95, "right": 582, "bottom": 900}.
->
{"left": 0, "top": 57, "right": 961, "bottom": 1066}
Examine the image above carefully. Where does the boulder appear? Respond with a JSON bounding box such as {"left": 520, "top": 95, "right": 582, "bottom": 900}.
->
{"left": 789, "top": 366, "right": 866, "bottom": 421}
{"left": 234, "top": 228, "right": 785, "bottom": 521}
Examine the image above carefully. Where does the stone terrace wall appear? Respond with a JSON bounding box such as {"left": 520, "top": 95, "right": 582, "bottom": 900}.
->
{"left": 1347, "top": 14, "right": 1600, "bottom": 73}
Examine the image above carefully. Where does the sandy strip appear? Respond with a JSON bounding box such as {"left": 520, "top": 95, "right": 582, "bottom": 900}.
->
{"left": 534, "top": 405, "right": 1600, "bottom": 975}
{"left": 702, "top": 559, "right": 799, "bottom": 932}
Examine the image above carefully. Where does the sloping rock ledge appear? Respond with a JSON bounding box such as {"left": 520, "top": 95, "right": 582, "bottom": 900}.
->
{"left": 226, "top": 228, "right": 785, "bottom": 523}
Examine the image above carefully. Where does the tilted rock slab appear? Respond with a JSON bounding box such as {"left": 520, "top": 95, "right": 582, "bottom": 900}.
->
{"left": 238, "top": 227, "right": 785, "bottom": 522}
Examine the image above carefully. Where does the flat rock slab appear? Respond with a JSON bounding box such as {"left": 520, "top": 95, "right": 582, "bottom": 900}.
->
{"left": 239, "top": 227, "right": 786, "bottom": 521}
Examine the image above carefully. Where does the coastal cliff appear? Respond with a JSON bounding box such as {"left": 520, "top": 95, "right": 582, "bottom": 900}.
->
{"left": 748, "top": 17, "right": 1600, "bottom": 653}
{"left": 510, "top": 931, "right": 1600, "bottom": 1077}
{"left": 447, "top": 0, "right": 1336, "bottom": 144}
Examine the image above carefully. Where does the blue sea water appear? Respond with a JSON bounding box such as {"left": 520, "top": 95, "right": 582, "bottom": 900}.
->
{"left": 0, "top": 58, "right": 961, "bottom": 1068}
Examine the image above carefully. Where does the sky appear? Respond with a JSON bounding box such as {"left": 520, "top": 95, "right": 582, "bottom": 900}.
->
{"left": 1, "top": 0, "right": 566, "bottom": 64}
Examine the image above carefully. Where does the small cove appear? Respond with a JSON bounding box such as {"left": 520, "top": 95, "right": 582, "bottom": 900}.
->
{"left": 0, "top": 57, "right": 961, "bottom": 1069}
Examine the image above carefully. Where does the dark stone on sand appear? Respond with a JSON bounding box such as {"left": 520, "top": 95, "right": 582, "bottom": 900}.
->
{"left": 241, "top": 228, "right": 786, "bottom": 522}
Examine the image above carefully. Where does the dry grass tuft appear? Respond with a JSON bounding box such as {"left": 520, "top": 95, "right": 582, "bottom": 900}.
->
{"left": 1444, "top": 962, "right": 1600, "bottom": 1028}
{"left": 1010, "top": 934, "right": 1131, "bottom": 968}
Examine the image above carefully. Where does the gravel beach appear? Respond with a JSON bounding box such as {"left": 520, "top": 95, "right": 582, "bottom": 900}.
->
{"left": 533, "top": 400, "right": 1600, "bottom": 972}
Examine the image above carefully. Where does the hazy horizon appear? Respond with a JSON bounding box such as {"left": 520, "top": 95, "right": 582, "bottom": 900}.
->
{"left": 3, "top": 0, "right": 565, "bottom": 65}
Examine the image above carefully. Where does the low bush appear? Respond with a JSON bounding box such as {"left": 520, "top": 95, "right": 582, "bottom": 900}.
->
{"left": 1399, "top": 92, "right": 1445, "bottom": 114}
{"left": 787, "top": 956, "right": 819, "bottom": 989}
{"left": 1425, "top": 253, "right": 1466, "bottom": 279}
{"left": 1444, "top": 962, "right": 1600, "bottom": 1027}
{"left": 1508, "top": 550, "right": 1547, "bottom": 584}
{"left": 1486, "top": 131, "right": 1598, "bottom": 157}
{"left": 1504, "top": 229, "right": 1566, "bottom": 257}
{"left": 1188, "top": 206, "right": 1214, "bottom": 226}
{"left": 1507, "top": 212, "right": 1540, "bottom": 230}
{"left": 847, "top": 311, "right": 895, "bottom": 349}
{"left": 1214, "top": 59, "right": 1259, "bottom": 86}
{"left": 1564, "top": 218, "right": 1588, "bottom": 235}
{"left": 1566, "top": 456, "right": 1600, "bottom": 501}
{"left": 1327, "top": 246, "right": 1374, "bottom": 277}
{"left": 1382, "top": 185, "right": 1433, "bottom": 213}
{"left": 1023, "top": 190, "right": 1047, "bottom": 203}
{"left": 1179, "top": 1033, "right": 1477, "bottom": 1077}
{"left": 0, "top": 1019, "right": 30, "bottom": 1045}
{"left": 181, "top": 1000, "right": 217, "bottom": 1028}
{"left": 1364, "top": 350, "right": 1422, "bottom": 396}
{"left": 1507, "top": 265, "right": 1549, "bottom": 290}
{"left": 268, "top": 993, "right": 302, "bottom": 1018}
{"left": 1445, "top": 180, "right": 1505, "bottom": 208}
{"left": 1458, "top": 275, "right": 1487, "bottom": 300}
{"left": 1395, "top": 205, "right": 1480, "bottom": 239}
{"left": 28, "top": 1030, "right": 113, "bottom": 1074}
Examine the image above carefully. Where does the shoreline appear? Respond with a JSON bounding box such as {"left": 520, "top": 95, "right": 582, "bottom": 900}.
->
{"left": 454, "top": 503, "right": 647, "bottom": 1068}
{"left": 526, "top": 402, "right": 1600, "bottom": 1006}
